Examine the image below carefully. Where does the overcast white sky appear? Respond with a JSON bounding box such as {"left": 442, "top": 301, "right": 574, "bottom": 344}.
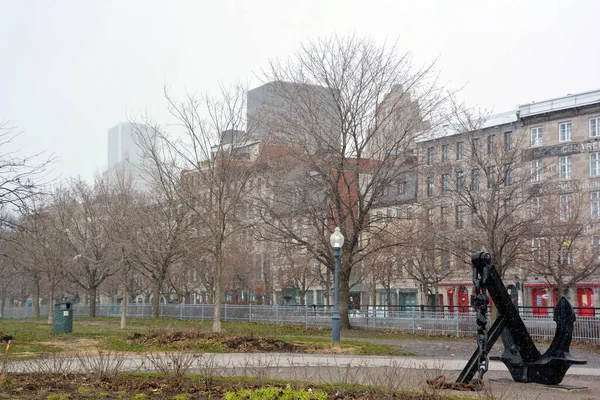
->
{"left": 1, "top": 0, "right": 599, "bottom": 184}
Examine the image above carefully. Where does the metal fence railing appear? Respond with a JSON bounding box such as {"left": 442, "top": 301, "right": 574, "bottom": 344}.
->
{"left": 2, "top": 303, "right": 600, "bottom": 344}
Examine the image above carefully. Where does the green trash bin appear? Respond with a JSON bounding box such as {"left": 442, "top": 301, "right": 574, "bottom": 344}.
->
{"left": 52, "top": 302, "right": 73, "bottom": 333}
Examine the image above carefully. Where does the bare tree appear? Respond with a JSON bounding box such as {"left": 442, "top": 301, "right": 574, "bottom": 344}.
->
{"left": 257, "top": 34, "right": 446, "bottom": 328}
{"left": 133, "top": 85, "right": 261, "bottom": 332}
{"left": 523, "top": 183, "right": 600, "bottom": 297}
{"left": 0, "top": 121, "right": 53, "bottom": 221}
{"left": 55, "top": 178, "right": 117, "bottom": 317}
{"left": 97, "top": 171, "right": 141, "bottom": 328}
{"left": 127, "top": 120, "right": 202, "bottom": 318}
{"left": 395, "top": 209, "right": 457, "bottom": 307}
{"left": 279, "top": 245, "right": 318, "bottom": 306}
{"left": 15, "top": 198, "right": 69, "bottom": 324}
{"left": 430, "top": 101, "right": 548, "bottom": 279}
{"left": 0, "top": 219, "right": 19, "bottom": 318}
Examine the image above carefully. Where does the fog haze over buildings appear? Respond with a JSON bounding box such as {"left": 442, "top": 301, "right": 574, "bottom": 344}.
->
{"left": 1, "top": 0, "right": 599, "bottom": 184}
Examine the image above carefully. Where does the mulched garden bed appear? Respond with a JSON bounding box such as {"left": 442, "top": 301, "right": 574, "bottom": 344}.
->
{"left": 128, "top": 330, "right": 302, "bottom": 352}
{"left": 0, "top": 373, "right": 462, "bottom": 399}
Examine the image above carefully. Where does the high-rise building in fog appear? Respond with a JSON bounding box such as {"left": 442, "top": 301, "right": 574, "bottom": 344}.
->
{"left": 247, "top": 81, "right": 341, "bottom": 153}
{"left": 105, "top": 122, "right": 151, "bottom": 191}
{"left": 107, "top": 122, "right": 141, "bottom": 169}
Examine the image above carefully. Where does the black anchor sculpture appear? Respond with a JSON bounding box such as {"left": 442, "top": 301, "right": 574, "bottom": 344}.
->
{"left": 456, "top": 252, "right": 586, "bottom": 386}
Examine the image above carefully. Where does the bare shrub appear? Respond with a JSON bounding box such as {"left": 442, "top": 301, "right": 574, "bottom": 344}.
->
{"left": 143, "top": 352, "right": 199, "bottom": 376}
{"left": 76, "top": 349, "right": 126, "bottom": 381}
{"left": 21, "top": 353, "right": 76, "bottom": 375}
{"left": 241, "top": 354, "right": 280, "bottom": 386}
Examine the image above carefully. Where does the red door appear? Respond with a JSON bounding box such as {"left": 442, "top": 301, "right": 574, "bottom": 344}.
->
{"left": 458, "top": 286, "right": 469, "bottom": 313}
{"left": 577, "top": 288, "right": 595, "bottom": 317}
{"left": 447, "top": 289, "right": 455, "bottom": 313}
{"left": 531, "top": 288, "right": 549, "bottom": 316}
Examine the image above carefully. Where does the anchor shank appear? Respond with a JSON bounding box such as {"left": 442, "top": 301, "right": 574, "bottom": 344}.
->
{"left": 481, "top": 258, "right": 541, "bottom": 362}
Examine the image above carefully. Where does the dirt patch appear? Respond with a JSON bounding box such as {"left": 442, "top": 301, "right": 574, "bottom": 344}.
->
{"left": 43, "top": 337, "right": 100, "bottom": 354}
{"left": 127, "top": 330, "right": 302, "bottom": 353}
{"left": 0, "top": 373, "right": 460, "bottom": 399}
{"left": 0, "top": 332, "right": 13, "bottom": 343}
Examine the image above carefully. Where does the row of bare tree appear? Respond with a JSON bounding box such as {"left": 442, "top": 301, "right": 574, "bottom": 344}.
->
{"left": 1, "top": 34, "right": 598, "bottom": 331}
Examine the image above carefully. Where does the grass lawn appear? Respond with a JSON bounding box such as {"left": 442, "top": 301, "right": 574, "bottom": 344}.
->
{"left": 0, "top": 318, "right": 414, "bottom": 358}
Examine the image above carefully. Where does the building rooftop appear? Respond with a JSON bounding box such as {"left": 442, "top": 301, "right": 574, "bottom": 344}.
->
{"left": 415, "top": 110, "right": 517, "bottom": 143}
{"left": 518, "top": 88, "right": 600, "bottom": 118}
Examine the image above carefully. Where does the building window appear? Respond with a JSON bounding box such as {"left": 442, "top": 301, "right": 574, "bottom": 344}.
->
{"left": 559, "top": 122, "right": 572, "bottom": 142}
{"left": 559, "top": 156, "right": 572, "bottom": 179}
{"left": 405, "top": 259, "right": 414, "bottom": 275}
{"left": 591, "top": 192, "right": 600, "bottom": 219}
{"left": 531, "top": 127, "right": 543, "bottom": 147}
{"left": 396, "top": 260, "right": 404, "bottom": 276}
{"left": 531, "top": 160, "right": 543, "bottom": 182}
{"left": 503, "top": 198, "right": 512, "bottom": 215}
{"left": 441, "top": 206, "right": 449, "bottom": 225}
{"left": 441, "top": 253, "right": 450, "bottom": 269}
{"left": 427, "top": 208, "right": 434, "bottom": 224}
{"left": 532, "top": 238, "right": 542, "bottom": 261}
{"left": 471, "top": 208, "right": 478, "bottom": 226}
{"left": 531, "top": 197, "right": 541, "bottom": 217}
{"left": 472, "top": 138, "right": 481, "bottom": 156}
{"left": 590, "top": 117, "right": 600, "bottom": 137}
{"left": 456, "top": 142, "right": 464, "bottom": 160}
{"left": 504, "top": 131, "right": 513, "bottom": 150}
{"left": 455, "top": 205, "right": 464, "bottom": 229}
{"left": 559, "top": 193, "right": 573, "bottom": 221}
{"left": 504, "top": 164, "right": 513, "bottom": 186}
{"left": 559, "top": 245, "right": 573, "bottom": 266}
{"left": 487, "top": 166, "right": 496, "bottom": 188}
{"left": 442, "top": 174, "right": 449, "bottom": 194}
{"left": 471, "top": 168, "right": 480, "bottom": 191}
{"left": 442, "top": 144, "right": 449, "bottom": 162}
{"left": 397, "top": 180, "right": 406, "bottom": 195}
{"left": 487, "top": 135, "right": 496, "bottom": 154}
{"left": 593, "top": 236, "right": 600, "bottom": 256}
{"left": 427, "top": 147, "right": 434, "bottom": 165}
{"left": 456, "top": 170, "right": 464, "bottom": 193}
{"left": 427, "top": 176, "right": 434, "bottom": 197}
{"left": 591, "top": 152, "right": 600, "bottom": 177}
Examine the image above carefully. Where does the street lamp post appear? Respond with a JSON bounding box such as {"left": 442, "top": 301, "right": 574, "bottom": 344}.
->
{"left": 330, "top": 227, "right": 344, "bottom": 342}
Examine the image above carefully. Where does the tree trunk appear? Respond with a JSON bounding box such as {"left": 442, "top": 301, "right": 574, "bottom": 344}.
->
{"left": 370, "top": 281, "right": 377, "bottom": 307}
{"left": 261, "top": 253, "right": 272, "bottom": 305}
{"left": 421, "top": 282, "right": 429, "bottom": 307}
{"left": 0, "top": 286, "right": 5, "bottom": 319}
{"left": 151, "top": 279, "right": 162, "bottom": 318}
{"left": 47, "top": 286, "right": 55, "bottom": 325}
{"left": 120, "top": 277, "right": 128, "bottom": 329}
{"left": 339, "top": 272, "right": 350, "bottom": 329}
{"left": 325, "top": 269, "right": 331, "bottom": 306}
{"left": 213, "top": 247, "right": 223, "bottom": 333}
{"left": 32, "top": 277, "right": 40, "bottom": 318}
{"left": 89, "top": 285, "right": 97, "bottom": 317}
